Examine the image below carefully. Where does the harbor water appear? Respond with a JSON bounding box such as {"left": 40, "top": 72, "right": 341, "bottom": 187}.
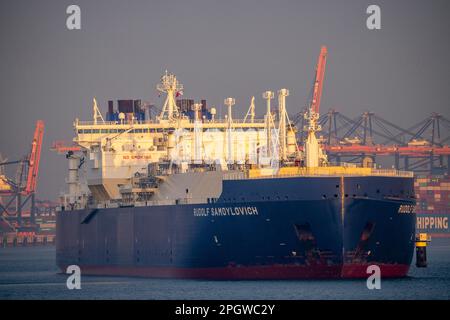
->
{"left": 0, "top": 240, "right": 449, "bottom": 300}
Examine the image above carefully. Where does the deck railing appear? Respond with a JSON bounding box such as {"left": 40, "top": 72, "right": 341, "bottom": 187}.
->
{"left": 223, "top": 167, "right": 413, "bottom": 180}
{"left": 75, "top": 118, "right": 266, "bottom": 126}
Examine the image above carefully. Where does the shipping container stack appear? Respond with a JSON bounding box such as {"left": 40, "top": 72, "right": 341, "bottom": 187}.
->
{"left": 34, "top": 200, "right": 57, "bottom": 235}
{"left": 176, "top": 98, "right": 212, "bottom": 120}
{"left": 176, "top": 98, "right": 195, "bottom": 114}
{"left": 106, "top": 98, "right": 212, "bottom": 122}
{"left": 415, "top": 174, "right": 450, "bottom": 237}
{"left": 106, "top": 99, "right": 146, "bottom": 122}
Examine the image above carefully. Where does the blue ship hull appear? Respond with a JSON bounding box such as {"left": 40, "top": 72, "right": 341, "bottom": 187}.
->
{"left": 56, "top": 175, "right": 416, "bottom": 279}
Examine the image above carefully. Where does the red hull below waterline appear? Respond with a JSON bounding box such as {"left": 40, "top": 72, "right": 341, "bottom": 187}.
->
{"left": 61, "top": 263, "right": 410, "bottom": 280}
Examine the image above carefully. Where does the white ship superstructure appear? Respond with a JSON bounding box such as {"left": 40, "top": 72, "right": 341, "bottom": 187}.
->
{"left": 65, "top": 71, "right": 301, "bottom": 209}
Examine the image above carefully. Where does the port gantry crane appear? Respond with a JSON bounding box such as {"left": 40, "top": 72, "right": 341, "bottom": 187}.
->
{"left": 288, "top": 46, "right": 450, "bottom": 174}
{"left": 0, "top": 120, "right": 44, "bottom": 227}
{"left": 292, "top": 108, "right": 450, "bottom": 174}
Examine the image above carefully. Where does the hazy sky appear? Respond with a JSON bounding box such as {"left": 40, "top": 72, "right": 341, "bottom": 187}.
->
{"left": 0, "top": 0, "right": 449, "bottom": 199}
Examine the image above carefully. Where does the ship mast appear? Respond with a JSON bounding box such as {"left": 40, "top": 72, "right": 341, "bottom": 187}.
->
{"left": 305, "top": 46, "right": 327, "bottom": 167}
{"left": 243, "top": 96, "right": 256, "bottom": 123}
{"left": 263, "top": 91, "right": 274, "bottom": 158}
{"left": 224, "top": 97, "right": 235, "bottom": 163}
{"left": 192, "top": 103, "right": 202, "bottom": 163}
{"left": 157, "top": 70, "right": 183, "bottom": 121}
{"left": 278, "top": 89, "right": 289, "bottom": 161}
{"left": 92, "top": 98, "right": 105, "bottom": 125}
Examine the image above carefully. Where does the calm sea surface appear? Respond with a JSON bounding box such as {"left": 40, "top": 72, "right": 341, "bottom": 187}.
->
{"left": 1, "top": 241, "right": 449, "bottom": 300}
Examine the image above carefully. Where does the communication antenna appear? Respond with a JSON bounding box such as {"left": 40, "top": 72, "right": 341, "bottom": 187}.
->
{"left": 157, "top": 70, "right": 184, "bottom": 121}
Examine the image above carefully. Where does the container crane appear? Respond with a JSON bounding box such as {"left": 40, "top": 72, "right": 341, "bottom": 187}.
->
{"left": 25, "top": 120, "right": 44, "bottom": 195}
{"left": 313, "top": 110, "right": 450, "bottom": 173}
{"left": 0, "top": 120, "right": 44, "bottom": 226}
{"left": 311, "top": 46, "right": 328, "bottom": 115}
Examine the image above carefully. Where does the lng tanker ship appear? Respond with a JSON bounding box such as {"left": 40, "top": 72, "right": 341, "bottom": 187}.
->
{"left": 56, "top": 47, "right": 417, "bottom": 279}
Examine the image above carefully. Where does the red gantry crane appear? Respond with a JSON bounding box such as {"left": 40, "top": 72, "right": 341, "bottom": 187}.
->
{"left": 25, "top": 120, "right": 44, "bottom": 195}
{"left": 0, "top": 120, "right": 44, "bottom": 227}
{"left": 311, "top": 46, "right": 328, "bottom": 115}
